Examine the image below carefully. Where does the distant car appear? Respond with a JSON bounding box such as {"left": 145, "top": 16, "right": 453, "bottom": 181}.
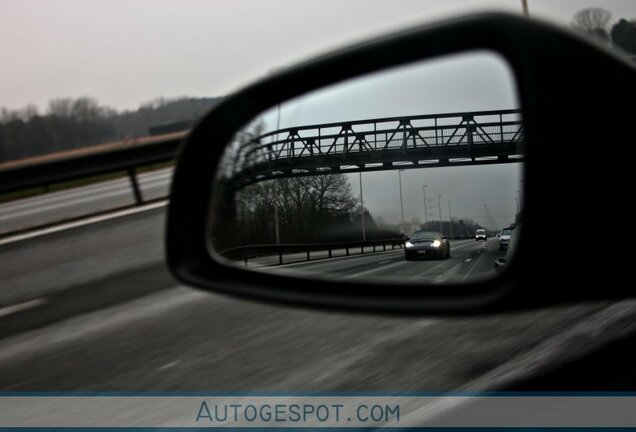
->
{"left": 404, "top": 230, "right": 450, "bottom": 260}
{"left": 475, "top": 228, "right": 487, "bottom": 241}
{"left": 499, "top": 228, "right": 513, "bottom": 250}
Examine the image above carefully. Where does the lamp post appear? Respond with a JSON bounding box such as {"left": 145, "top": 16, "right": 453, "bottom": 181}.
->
{"left": 398, "top": 170, "right": 405, "bottom": 228}
{"left": 359, "top": 171, "right": 366, "bottom": 241}
{"left": 274, "top": 103, "right": 281, "bottom": 245}
{"left": 422, "top": 184, "right": 428, "bottom": 229}
{"left": 438, "top": 194, "right": 443, "bottom": 235}
{"left": 448, "top": 200, "right": 453, "bottom": 239}
{"left": 274, "top": 207, "right": 280, "bottom": 245}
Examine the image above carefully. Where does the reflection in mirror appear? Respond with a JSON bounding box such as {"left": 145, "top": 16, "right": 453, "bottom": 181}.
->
{"left": 209, "top": 50, "right": 524, "bottom": 285}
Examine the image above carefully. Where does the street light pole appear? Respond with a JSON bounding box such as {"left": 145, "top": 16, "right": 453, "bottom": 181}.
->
{"left": 438, "top": 194, "right": 443, "bottom": 235}
{"left": 521, "top": 0, "right": 529, "bottom": 17}
{"left": 422, "top": 184, "right": 428, "bottom": 229}
{"left": 483, "top": 203, "right": 488, "bottom": 231}
{"left": 398, "top": 170, "right": 405, "bottom": 228}
{"left": 274, "top": 205, "right": 280, "bottom": 244}
{"left": 274, "top": 104, "right": 281, "bottom": 245}
{"left": 274, "top": 182, "right": 280, "bottom": 245}
{"left": 359, "top": 171, "right": 366, "bottom": 241}
{"left": 448, "top": 200, "right": 453, "bottom": 239}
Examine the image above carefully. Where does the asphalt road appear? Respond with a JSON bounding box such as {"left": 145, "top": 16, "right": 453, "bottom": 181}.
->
{"left": 0, "top": 205, "right": 623, "bottom": 391}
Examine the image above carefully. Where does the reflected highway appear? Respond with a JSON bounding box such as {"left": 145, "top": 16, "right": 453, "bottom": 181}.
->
{"left": 0, "top": 203, "right": 630, "bottom": 391}
{"left": 264, "top": 239, "right": 502, "bottom": 284}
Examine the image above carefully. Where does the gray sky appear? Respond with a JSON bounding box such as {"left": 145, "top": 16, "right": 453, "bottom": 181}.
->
{"left": 263, "top": 51, "right": 518, "bottom": 128}
{"left": 1, "top": 0, "right": 635, "bottom": 112}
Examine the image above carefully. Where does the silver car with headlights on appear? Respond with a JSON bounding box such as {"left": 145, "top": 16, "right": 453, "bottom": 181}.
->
{"left": 404, "top": 230, "right": 450, "bottom": 260}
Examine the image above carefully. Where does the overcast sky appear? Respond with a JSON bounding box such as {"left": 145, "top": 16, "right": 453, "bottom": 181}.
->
{"left": 1, "top": 0, "right": 634, "bottom": 112}
{"left": 1, "top": 0, "right": 634, "bottom": 229}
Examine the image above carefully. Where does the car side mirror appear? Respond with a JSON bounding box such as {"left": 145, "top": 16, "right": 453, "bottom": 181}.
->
{"left": 167, "top": 12, "right": 636, "bottom": 313}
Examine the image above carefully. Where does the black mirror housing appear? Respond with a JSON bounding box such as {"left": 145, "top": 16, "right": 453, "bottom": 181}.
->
{"left": 167, "top": 13, "right": 636, "bottom": 314}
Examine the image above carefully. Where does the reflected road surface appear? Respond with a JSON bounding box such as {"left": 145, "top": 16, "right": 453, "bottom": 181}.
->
{"left": 261, "top": 239, "right": 501, "bottom": 284}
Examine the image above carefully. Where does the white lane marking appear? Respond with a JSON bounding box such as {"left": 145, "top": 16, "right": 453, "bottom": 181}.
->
{"left": 422, "top": 261, "right": 465, "bottom": 283}
{"left": 158, "top": 360, "right": 180, "bottom": 371}
{"left": 0, "top": 201, "right": 168, "bottom": 246}
{"left": 462, "top": 248, "right": 488, "bottom": 281}
{"left": 341, "top": 259, "right": 406, "bottom": 279}
{"left": 378, "top": 260, "right": 390, "bottom": 264}
{"left": 405, "top": 259, "right": 448, "bottom": 280}
{"left": 0, "top": 298, "right": 48, "bottom": 318}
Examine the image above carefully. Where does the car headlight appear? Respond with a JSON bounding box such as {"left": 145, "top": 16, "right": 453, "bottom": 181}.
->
{"left": 431, "top": 240, "right": 441, "bottom": 248}
{"left": 405, "top": 241, "right": 413, "bottom": 248}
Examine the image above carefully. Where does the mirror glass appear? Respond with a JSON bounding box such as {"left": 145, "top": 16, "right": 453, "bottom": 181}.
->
{"left": 209, "top": 50, "right": 524, "bottom": 285}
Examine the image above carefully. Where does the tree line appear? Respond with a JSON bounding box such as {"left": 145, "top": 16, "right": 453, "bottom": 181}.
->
{"left": 211, "top": 174, "right": 405, "bottom": 250}
{"left": 0, "top": 96, "right": 218, "bottom": 162}
{"left": 210, "top": 172, "right": 500, "bottom": 250}
{"left": 571, "top": 8, "right": 636, "bottom": 53}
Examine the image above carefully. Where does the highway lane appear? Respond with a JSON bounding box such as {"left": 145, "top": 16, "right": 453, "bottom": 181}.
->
{"left": 0, "top": 280, "right": 613, "bottom": 391}
{"left": 262, "top": 239, "right": 503, "bottom": 284}
{"left": 0, "top": 168, "right": 171, "bottom": 235}
{"left": 0, "top": 207, "right": 622, "bottom": 392}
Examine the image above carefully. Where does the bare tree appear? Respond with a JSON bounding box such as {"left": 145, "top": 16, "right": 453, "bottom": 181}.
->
{"left": 308, "top": 174, "right": 357, "bottom": 215}
{"left": 223, "top": 173, "right": 363, "bottom": 246}
{"left": 571, "top": 8, "right": 612, "bottom": 43}
{"left": 48, "top": 98, "right": 74, "bottom": 118}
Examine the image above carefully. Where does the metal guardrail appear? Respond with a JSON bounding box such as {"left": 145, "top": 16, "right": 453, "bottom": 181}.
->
{"left": 0, "top": 131, "right": 186, "bottom": 197}
{"left": 220, "top": 238, "right": 406, "bottom": 266}
{"left": 0, "top": 132, "right": 185, "bottom": 239}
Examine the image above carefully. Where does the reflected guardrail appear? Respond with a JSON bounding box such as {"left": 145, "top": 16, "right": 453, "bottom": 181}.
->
{"left": 219, "top": 238, "right": 406, "bottom": 266}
